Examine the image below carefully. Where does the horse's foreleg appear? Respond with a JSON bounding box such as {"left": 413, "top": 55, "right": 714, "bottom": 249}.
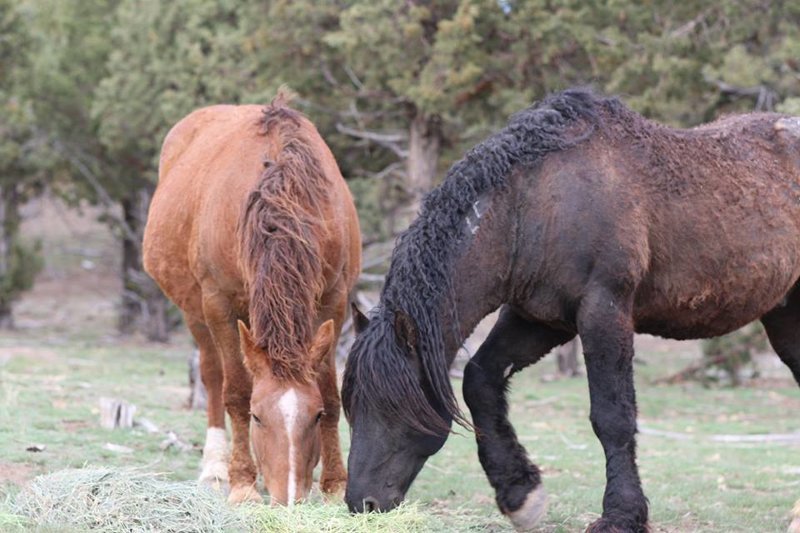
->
{"left": 202, "top": 298, "right": 261, "bottom": 504}
{"left": 463, "top": 306, "right": 573, "bottom": 531}
{"left": 316, "top": 339, "right": 347, "bottom": 496}
{"left": 579, "top": 287, "right": 647, "bottom": 533}
{"left": 186, "top": 317, "right": 229, "bottom": 492}
{"left": 316, "top": 298, "right": 348, "bottom": 496}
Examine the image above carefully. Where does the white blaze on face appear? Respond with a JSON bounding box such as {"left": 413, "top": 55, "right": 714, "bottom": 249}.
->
{"left": 278, "top": 387, "right": 299, "bottom": 506}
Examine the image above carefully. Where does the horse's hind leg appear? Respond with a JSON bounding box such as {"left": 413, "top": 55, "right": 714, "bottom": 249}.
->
{"left": 579, "top": 287, "right": 647, "bottom": 533}
{"left": 463, "top": 306, "right": 574, "bottom": 531}
{"left": 761, "top": 286, "right": 800, "bottom": 533}
{"left": 761, "top": 286, "right": 800, "bottom": 385}
{"left": 186, "top": 316, "right": 229, "bottom": 491}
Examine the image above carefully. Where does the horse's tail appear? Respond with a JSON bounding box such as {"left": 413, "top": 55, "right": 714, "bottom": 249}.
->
{"left": 237, "top": 91, "right": 328, "bottom": 381}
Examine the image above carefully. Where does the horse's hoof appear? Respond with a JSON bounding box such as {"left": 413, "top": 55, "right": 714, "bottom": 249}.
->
{"left": 320, "top": 475, "right": 347, "bottom": 497}
{"left": 198, "top": 460, "right": 230, "bottom": 494}
{"left": 506, "top": 486, "right": 548, "bottom": 531}
{"left": 586, "top": 517, "right": 649, "bottom": 533}
{"left": 228, "top": 484, "right": 263, "bottom": 505}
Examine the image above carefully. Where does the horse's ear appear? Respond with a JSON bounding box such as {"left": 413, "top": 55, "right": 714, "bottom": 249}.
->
{"left": 351, "top": 302, "right": 370, "bottom": 334}
{"left": 237, "top": 320, "right": 267, "bottom": 377}
{"left": 394, "top": 310, "right": 419, "bottom": 355}
{"left": 311, "top": 319, "right": 335, "bottom": 370}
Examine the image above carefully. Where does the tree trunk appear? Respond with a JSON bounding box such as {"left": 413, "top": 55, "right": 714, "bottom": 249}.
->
{"left": 118, "top": 184, "right": 170, "bottom": 342}
{"left": 0, "top": 183, "right": 20, "bottom": 329}
{"left": 556, "top": 337, "right": 581, "bottom": 377}
{"left": 406, "top": 112, "right": 442, "bottom": 215}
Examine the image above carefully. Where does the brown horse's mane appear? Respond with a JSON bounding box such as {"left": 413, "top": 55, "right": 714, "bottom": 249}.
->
{"left": 238, "top": 92, "right": 328, "bottom": 383}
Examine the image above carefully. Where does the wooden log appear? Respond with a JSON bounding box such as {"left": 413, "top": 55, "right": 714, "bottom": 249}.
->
{"left": 99, "top": 397, "right": 137, "bottom": 429}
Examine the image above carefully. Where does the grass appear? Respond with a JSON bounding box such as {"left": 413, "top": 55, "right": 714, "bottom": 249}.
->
{"left": 245, "top": 501, "right": 463, "bottom": 533}
{"left": 3, "top": 326, "right": 798, "bottom": 531}
{"left": 2, "top": 197, "right": 799, "bottom": 531}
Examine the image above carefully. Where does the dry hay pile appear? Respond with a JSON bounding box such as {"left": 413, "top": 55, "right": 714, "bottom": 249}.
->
{"left": 4, "top": 467, "right": 463, "bottom": 533}
{"left": 10, "top": 467, "right": 246, "bottom": 532}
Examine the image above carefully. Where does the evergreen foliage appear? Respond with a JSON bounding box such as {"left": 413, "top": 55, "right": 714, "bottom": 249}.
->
{"left": 2, "top": 0, "right": 798, "bottom": 342}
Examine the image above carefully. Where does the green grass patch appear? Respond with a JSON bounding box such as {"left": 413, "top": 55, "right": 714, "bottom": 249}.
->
{"left": 2, "top": 329, "right": 799, "bottom": 531}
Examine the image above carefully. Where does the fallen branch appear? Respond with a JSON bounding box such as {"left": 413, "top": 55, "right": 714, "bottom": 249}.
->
{"left": 650, "top": 354, "right": 728, "bottom": 385}
{"left": 639, "top": 424, "right": 800, "bottom": 444}
{"left": 358, "top": 272, "right": 385, "bottom": 285}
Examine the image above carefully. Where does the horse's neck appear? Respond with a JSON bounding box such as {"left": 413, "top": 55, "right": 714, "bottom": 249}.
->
{"left": 439, "top": 189, "right": 518, "bottom": 362}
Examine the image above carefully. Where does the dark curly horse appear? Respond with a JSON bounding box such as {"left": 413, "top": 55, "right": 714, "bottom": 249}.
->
{"left": 342, "top": 88, "right": 800, "bottom": 532}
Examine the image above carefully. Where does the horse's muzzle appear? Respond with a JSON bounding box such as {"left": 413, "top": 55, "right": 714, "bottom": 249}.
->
{"left": 345, "top": 490, "right": 402, "bottom": 513}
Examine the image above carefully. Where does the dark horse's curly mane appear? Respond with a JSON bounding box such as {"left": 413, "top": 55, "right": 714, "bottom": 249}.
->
{"left": 343, "top": 88, "right": 623, "bottom": 434}
{"left": 238, "top": 93, "right": 329, "bottom": 383}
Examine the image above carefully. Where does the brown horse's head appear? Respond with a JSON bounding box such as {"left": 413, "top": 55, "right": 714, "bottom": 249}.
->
{"left": 236, "top": 319, "right": 334, "bottom": 505}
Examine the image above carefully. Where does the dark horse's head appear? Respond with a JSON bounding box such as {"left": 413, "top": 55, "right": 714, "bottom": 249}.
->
{"left": 341, "top": 305, "right": 457, "bottom": 512}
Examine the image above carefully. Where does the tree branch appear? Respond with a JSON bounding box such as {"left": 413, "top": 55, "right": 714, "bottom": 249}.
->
{"left": 50, "top": 139, "right": 139, "bottom": 243}
{"left": 705, "top": 76, "right": 779, "bottom": 111}
{"left": 335, "top": 123, "right": 408, "bottom": 158}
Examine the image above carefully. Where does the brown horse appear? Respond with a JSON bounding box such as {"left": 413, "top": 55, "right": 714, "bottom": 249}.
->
{"left": 143, "top": 94, "right": 360, "bottom": 505}
{"left": 342, "top": 88, "right": 800, "bottom": 531}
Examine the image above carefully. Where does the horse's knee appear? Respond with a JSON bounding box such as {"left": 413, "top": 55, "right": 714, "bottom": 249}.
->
{"left": 589, "top": 406, "right": 637, "bottom": 447}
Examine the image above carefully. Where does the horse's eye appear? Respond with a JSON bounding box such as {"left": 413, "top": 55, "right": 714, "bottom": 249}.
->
{"left": 315, "top": 411, "right": 324, "bottom": 424}
{"left": 251, "top": 413, "right": 262, "bottom": 426}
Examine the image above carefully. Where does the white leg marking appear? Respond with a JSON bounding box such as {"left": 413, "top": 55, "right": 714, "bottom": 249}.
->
{"left": 278, "top": 388, "right": 299, "bottom": 507}
{"left": 507, "top": 486, "right": 548, "bottom": 532}
{"left": 199, "top": 427, "right": 229, "bottom": 489}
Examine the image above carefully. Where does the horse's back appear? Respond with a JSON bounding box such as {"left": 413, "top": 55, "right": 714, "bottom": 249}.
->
{"left": 627, "top": 117, "right": 800, "bottom": 336}
{"left": 157, "top": 105, "right": 256, "bottom": 182}
{"left": 521, "top": 114, "right": 800, "bottom": 339}
{"left": 143, "top": 103, "right": 360, "bottom": 319}
{"left": 143, "top": 104, "right": 269, "bottom": 315}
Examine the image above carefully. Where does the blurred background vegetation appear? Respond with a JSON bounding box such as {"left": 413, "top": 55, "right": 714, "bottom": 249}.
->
{"left": 1, "top": 0, "right": 798, "bottom": 379}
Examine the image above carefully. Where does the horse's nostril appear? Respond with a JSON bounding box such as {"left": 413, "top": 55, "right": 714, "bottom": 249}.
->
{"left": 363, "top": 497, "right": 379, "bottom": 513}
